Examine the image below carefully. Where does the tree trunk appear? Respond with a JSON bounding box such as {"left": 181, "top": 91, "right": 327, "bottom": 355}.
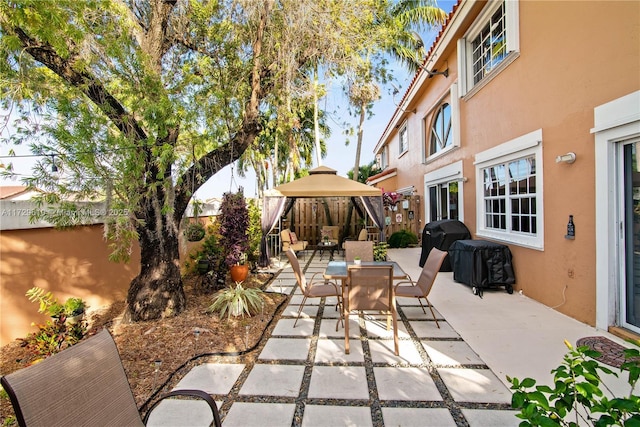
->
{"left": 125, "top": 213, "right": 186, "bottom": 322}
{"left": 353, "top": 101, "right": 366, "bottom": 182}
{"left": 313, "top": 69, "right": 322, "bottom": 167}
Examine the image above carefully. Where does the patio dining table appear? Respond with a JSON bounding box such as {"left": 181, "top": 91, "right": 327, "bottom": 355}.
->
{"left": 323, "top": 260, "right": 409, "bottom": 282}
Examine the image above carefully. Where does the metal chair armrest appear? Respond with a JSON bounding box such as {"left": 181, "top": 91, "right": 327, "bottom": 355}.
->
{"left": 143, "top": 389, "right": 221, "bottom": 427}
{"left": 394, "top": 279, "right": 416, "bottom": 290}
{"left": 309, "top": 271, "right": 336, "bottom": 284}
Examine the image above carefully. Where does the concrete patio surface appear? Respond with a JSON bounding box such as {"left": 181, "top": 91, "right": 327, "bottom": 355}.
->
{"left": 147, "top": 247, "right": 634, "bottom": 427}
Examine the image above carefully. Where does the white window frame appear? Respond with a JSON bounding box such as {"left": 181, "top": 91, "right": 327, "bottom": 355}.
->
{"left": 424, "top": 160, "right": 465, "bottom": 222}
{"left": 398, "top": 121, "right": 408, "bottom": 156}
{"left": 475, "top": 129, "right": 543, "bottom": 249}
{"left": 424, "top": 83, "right": 460, "bottom": 162}
{"left": 376, "top": 145, "right": 389, "bottom": 170}
{"left": 458, "top": 0, "right": 520, "bottom": 97}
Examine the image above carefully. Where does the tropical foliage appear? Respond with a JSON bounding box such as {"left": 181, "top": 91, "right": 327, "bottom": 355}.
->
{"left": 509, "top": 340, "right": 640, "bottom": 426}
{"left": 206, "top": 282, "right": 264, "bottom": 319}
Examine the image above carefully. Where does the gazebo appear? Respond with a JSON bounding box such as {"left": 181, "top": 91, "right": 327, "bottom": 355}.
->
{"left": 259, "top": 166, "right": 384, "bottom": 267}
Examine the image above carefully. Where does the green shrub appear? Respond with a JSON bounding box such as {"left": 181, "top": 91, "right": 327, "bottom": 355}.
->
{"left": 509, "top": 339, "right": 640, "bottom": 426}
{"left": 189, "top": 233, "right": 222, "bottom": 272}
{"left": 247, "top": 199, "right": 262, "bottom": 265}
{"left": 373, "top": 242, "right": 389, "bottom": 261}
{"left": 206, "top": 283, "right": 264, "bottom": 319}
{"left": 26, "top": 287, "right": 87, "bottom": 318}
{"left": 387, "top": 230, "right": 418, "bottom": 248}
{"left": 23, "top": 287, "right": 88, "bottom": 358}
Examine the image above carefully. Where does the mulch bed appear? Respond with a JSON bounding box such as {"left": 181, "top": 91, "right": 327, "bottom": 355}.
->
{"left": 0, "top": 271, "right": 286, "bottom": 426}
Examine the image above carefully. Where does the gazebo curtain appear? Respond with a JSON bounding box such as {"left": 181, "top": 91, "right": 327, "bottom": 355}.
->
{"left": 360, "top": 196, "right": 385, "bottom": 242}
{"left": 258, "top": 195, "right": 288, "bottom": 267}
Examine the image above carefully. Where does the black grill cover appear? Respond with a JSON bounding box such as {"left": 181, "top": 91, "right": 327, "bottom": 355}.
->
{"left": 448, "top": 239, "right": 516, "bottom": 289}
{"left": 420, "top": 220, "right": 471, "bottom": 271}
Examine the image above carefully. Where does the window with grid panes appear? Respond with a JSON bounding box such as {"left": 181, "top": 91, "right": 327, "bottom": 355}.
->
{"left": 482, "top": 156, "right": 536, "bottom": 234}
{"left": 458, "top": 0, "right": 519, "bottom": 96}
{"left": 471, "top": 2, "right": 507, "bottom": 85}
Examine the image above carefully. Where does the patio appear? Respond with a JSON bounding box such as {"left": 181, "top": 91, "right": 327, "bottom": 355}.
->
{"left": 147, "top": 247, "right": 632, "bottom": 427}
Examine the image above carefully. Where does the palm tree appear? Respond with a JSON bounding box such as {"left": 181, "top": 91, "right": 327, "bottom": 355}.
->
{"left": 348, "top": 0, "right": 447, "bottom": 182}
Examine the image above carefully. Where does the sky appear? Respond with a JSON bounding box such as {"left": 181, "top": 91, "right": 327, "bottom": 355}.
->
{"left": 199, "top": 0, "right": 457, "bottom": 199}
{"left": 0, "top": 1, "right": 456, "bottom": 200}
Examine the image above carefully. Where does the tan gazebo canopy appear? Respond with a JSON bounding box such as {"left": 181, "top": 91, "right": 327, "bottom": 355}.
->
{"left": 259, "top": 166, "right": 385, "bottom": 267}
{"left": 269, "top": 166, "right": 381, "bottom": 197}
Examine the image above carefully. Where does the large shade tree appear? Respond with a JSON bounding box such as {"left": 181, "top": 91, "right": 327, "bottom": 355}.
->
{"left": 0, "top": 0, "right": 406, "bottom": 322}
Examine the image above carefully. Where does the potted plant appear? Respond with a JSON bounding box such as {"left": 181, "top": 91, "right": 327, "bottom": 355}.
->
{"left": 321, "top": 229, "right": 331, "bottom": 245}
{"left": 219, "top": 189, "right": 250, "bottom": 283}
{"left": 184, "top": 198, "right": 206, "bottom": 242}
{"left": 26, "top": 287, "right": 87, "bottom": 324}
{"left": 185, "top": 222, "right": 206, "bottom": 242}
{"left": 353, "top": 256, "right": 361, "bottom": 265}
{"left": 64, "top": 297, "right": 87, "bottom": 324}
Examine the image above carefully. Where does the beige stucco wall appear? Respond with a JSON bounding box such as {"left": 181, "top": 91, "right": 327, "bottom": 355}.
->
{"left": 0, "top": 225, "right": 141, "bottom": 346}
{"left": 376, "top": 1, "right": 640, "bottom": 326}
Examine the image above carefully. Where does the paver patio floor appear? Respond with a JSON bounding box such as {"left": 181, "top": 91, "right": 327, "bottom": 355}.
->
{"left": 148, "top": 249, "right": 521, "bottom": 427}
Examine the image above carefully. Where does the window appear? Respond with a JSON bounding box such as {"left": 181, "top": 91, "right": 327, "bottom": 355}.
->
{"left": 377, "top": 146, "right": 388, "bottom": 169}
{"left": 424, "top": 83, "right": 460, "bottom": 162}
{"left": 430, "top": 103, "right": 452, "bottom": 155}
{"left": 428, "top": 181, "right": 459, "bottom": 221}
{"left": 458, "top": 0, "right": 519, "bottom": 96}
{"left": 482, "top": 157, "right": 536, "bottom": 233}
{"left": 471, "top": 3, "right": 507, "bottom": 84}
{"left": 424, "top": 161, "right": 464, "bottom": 222}
{"left": 399, "top": 123, "right": 408, "bottom": 155}
{"left": 475, "top": 129, "right": 543, "bottom": 249}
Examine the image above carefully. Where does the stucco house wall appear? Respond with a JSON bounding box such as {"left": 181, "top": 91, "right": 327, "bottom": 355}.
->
{"left": 371, "top": 0, "right": 640, "bottom": 329}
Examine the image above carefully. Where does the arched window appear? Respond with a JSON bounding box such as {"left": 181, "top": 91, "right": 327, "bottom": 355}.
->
{"left": 429, "top": 103, "right": 452, "bottom": 155}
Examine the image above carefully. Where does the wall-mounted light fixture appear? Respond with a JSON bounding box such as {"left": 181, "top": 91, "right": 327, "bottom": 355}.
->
{"left": 417, "top": 62, "right": 449, "bottom": 78}
{"left": 408, "top": 33, "right": 449, "bottom": 78}
{"left": 555, "top": 152, "right": 576, "bottom": 164}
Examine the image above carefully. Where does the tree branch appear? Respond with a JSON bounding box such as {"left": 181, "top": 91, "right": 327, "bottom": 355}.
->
{"left": 10, "top": 26, "right": 148, "bottom": 143}
{"left": 173, "top": 0, "right": 274, "bottom": 219}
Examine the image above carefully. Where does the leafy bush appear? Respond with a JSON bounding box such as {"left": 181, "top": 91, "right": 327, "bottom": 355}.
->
{"left": 206, "top": 282, "right": 264, "bottom": 319}
{"left": 373, "top": 242, "right": 389, "bottom": 261}
{"left": 22, "top": 319, "right": 87, "bottom": 358}
{"left": 509, "top": 339, "right": 640, "bottom": 426}
{"left": 246, "top": 198, "right": 262, "bottom": 265}
{"left": 387, "top": 230, "right": 418, "bottom": 248}
{"left": 26, "top": 287, "right": 87, "bottom": 318}
{"left": 23, "top": 287, "right": 88, "bottom": 358}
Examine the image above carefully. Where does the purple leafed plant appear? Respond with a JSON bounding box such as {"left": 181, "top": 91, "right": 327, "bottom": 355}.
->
{"left": 219, "top": 189, "right": 249, "bottom": 267}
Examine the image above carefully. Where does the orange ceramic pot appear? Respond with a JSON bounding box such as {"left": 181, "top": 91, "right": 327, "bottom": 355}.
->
{"left": 229, "top": 264, "right": 249, "bottom": 283}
